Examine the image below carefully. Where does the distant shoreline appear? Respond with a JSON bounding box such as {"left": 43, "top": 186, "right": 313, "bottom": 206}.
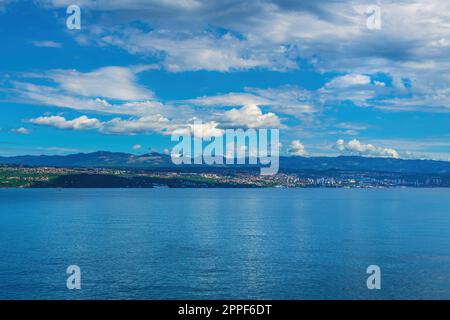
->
{"left": 1, "top": 165, "right": 449, "bottom": 188}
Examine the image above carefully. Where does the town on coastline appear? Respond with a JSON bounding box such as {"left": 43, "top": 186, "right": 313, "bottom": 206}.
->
{"left": 1, "top": 165, "right": 449, "bottom": 188}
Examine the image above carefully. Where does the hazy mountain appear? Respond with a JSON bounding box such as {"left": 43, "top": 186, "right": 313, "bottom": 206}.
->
{"left": 1, "top": 151, "right": 450, "bottom": 174}
{"left": 0, "top": 151, "right": 173, "bottom": 168}
{"left": 279, "top": 156, "right": 450, "bottom": 174}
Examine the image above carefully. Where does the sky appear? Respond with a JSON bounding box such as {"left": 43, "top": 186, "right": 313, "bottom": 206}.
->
{"left": 0, "top": 0, "right": 449, "bottom": 160}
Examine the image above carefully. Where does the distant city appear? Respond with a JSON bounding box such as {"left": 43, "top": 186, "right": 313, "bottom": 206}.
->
{"left": 1, "top": 151, "right": 449, "bottom": 188}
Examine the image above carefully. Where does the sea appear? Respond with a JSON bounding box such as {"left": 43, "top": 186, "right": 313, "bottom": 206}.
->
{"left": 0, "top": 188, "right": 449, "bottom": 299}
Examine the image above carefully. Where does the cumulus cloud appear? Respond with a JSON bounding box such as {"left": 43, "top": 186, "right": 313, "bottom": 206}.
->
{"left": 288, "top": 140, "right": 307, "bottom": 156}
{"left": 223, "top": 104, "right": 281, "bottom": 128}
{"left": 179, "top": 120, "right": 224, "bottom": 139}
{"left": 10, "top": 76, "right": 314, "bottom": 137}
{"left": 29, "top": 114, "right": 178, "bottom": 136}
{"left": 30, "top": 115, "right": 102, "bottom": 130}
{"left": 336, "top": 139, "right": 399, "bottom": 158}
{"left": 132, "top": 144, "right": 142, "bottom": 150}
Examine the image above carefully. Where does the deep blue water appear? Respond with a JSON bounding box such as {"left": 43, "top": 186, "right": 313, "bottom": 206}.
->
{"left": 0, "top": 188, "right": 449, "bottom": 299}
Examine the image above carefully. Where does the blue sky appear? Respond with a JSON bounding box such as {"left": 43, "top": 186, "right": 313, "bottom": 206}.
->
{"left": 0, "top": 0, "right": 449, "bottom": 160}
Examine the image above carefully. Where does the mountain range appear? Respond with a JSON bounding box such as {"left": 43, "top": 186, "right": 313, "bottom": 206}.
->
{"left": 1, "top": 151, "right": 450, "bottom": 174}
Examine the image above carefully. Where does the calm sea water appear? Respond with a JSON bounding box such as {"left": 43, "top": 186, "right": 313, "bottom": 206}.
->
{"left": 0, "top": 188, "right": 449, "bottom": 300}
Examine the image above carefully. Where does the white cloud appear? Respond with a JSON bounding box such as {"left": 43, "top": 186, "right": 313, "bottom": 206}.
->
{"left": 100, "top": 115, "right": 172, "bottom": 135}
{"left": 100, "top": 29, "right": 278, "bottom": 72}
{"left": 10, "top": 78, "right": 314, "bottom": 137}
{"left": 336, "top": 139, "right": 400, "bottom": 158}
{"left": 10, "top": 79, "right": 165, "bottom": 116}
{"left": 32, "top": 40, "right": 62, "bottom": 48}
{"left": 11, "top": 127, "right": 31, "bottom": 134}
{"left": 50, "top": 1, "right": 355, "bottom": 72}
{"left": 223, "top": 104, "right": 281, "bottom": 128}
{"left": 174, "top": 119, "right": 225, "bottom": 139}
{"left": 33, "top": 0, "right": 450, "bottom": 113}
{"left": 37, "top": 1, "right": 362, "bottom": 74}
{"left": 336, "top": 139, "right": 346, "bottom": 152}
{"left": 5, "top": 1, "right": 450, "bottom": 156}
{"left": 188, "top": 86, "right": 316, "bottom": 118}
{"left": 29, "top": 114, "right": 177, "bottom": 136}
{"left": 44, "top": 65, "right": 156, "bottom": 100}
{"left": 325, "top": 74, "right": 371, "bottom": 88}
{"left": 289, "top": 140, "right": 307, "bottom": 156}
{"left": 4, "top": 0, "right": 447, "bottom": 161}
{"left": 10, "top": 66, "right": 160, "bottom": 116}
{"left": 132, "top": 144, "right": 142, "bottom": 150}
{"left": 30, "top": 115, "right": 102, "bottom": 130}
